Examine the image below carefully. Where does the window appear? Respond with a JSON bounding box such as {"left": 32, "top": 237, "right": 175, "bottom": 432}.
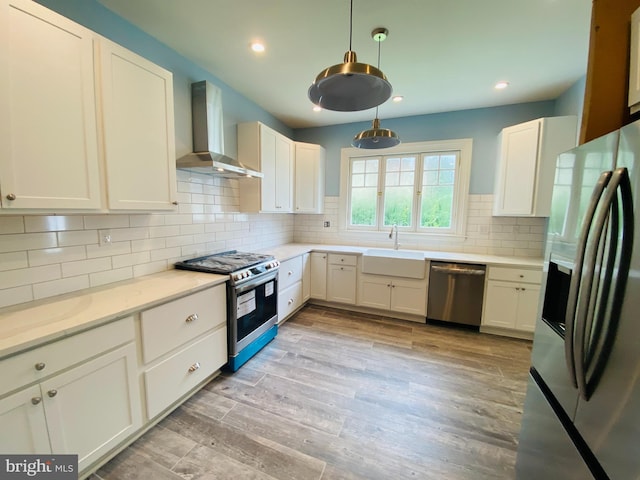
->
{"left": 341, "top": 139, "right": 472, "bottom": 237}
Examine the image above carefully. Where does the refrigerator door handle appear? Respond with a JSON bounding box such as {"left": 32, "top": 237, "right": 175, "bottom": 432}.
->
{"left": 565, "top": 170, "right": 612, "bottom": 389}
{"left": 577, "top": 167, "right": 634, "bottom": 400}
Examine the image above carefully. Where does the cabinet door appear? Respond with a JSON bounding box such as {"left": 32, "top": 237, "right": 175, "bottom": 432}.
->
{"left": 359, "top": 276, "right": 391, "bottom": 310}
{"left": 302, "top": 253, "right": 311, "bottom": 302}
{"left": 327, "top": 265, "right": 356, "bottom": 304}
{"left": 391, "top": 279, "right": 427, "bottom": 316}
{"left": 630, "top": 7, "right": 640, "bottom": 112}
{"left": 0, "top": 0, "right": 102, "bottom": 210}
{"left": 42, "top": 343, "right": 142, "bottom": 472}
{"left": 310, "top": 253, "right": 327, "bottom": 300}
{"left": 259, "top": 125, "right": 278, "bottom": 212}
{"left": 0, "top": 385, "right": 51, "bottom": 454}
{"left": 278, "top": 281, "right": 303, "bottom": 323}
{"left": 100, "top": 39, "right": 177, "bottom": 210}
{"left": 515, "top": 284, "right": 541, "bottom": 332}
{"left": 482, "top": 280, "right": 519, "bottom": 328}
{"left": 274, "top": 134, "right": 293, "bottom": 212}
{"left": 295, "top": 142, "right": 325, "bottom": 213}
{"left": 494, "top": 120, "right": 540, "bottom": 216}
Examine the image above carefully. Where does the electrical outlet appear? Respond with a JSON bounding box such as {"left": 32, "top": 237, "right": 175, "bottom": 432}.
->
{"left": 323, "top": 221, "right": 330, "bottom": 228}
{"left": 99, "top": 229, "right": 112, "bottom": 246}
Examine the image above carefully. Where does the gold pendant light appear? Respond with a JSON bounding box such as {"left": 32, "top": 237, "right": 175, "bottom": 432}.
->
{"left": 308, "top": 0, "right": 392, "bottom": 112}
{"left": 353, "top": 28, "right": 400, "bottom": 149}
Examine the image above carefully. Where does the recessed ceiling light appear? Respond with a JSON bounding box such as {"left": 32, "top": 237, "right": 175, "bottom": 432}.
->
{"left": 251, "top": 42, "right": 265, "bottom": 53}
{"left": 495, "top": 81, "right": 509, "bottom": 90}
{"left": 392, "top": 95, "right": 404, "bottom": 103}
{"left": 313, "top": 105, "right": 322, "bottom": 112}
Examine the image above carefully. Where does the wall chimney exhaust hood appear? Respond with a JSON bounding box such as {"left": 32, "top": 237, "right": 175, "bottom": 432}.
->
{"left": 176, "top": 81, "right": 263, "bottom": 178}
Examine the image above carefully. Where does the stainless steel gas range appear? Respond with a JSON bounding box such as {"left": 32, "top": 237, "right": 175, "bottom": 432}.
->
{"left": 175, "top": 251, "right": 280, "bottom": 371}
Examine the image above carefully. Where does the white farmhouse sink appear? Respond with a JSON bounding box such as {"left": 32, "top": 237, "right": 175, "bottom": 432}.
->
{"left": 361, "top": 249, "right": 426, "bottom": 279}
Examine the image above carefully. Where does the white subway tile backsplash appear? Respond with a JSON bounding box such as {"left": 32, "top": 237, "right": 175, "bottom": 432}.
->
{"left": 112, "top": 251, "right": 151, "bottom": 269}
{"left": 24, "top": 215, "right": 84, "bottom": 232}
{"left": 0, "top": 285, "right": 33, "bottom": 308}
{"left": 29, "top": 246, "right": 86, "bottom": 266}
{"left": 131, "top": 238, "right": 166, "bottom": 253}
{"left": 133, "top": 260, "right": 167, "bottom": 277}
{"left": 0, "top": 264, "right": 61, "bottom": 289}
{"left": 58, "top": 230, "right": 99, "bottom": 247}
{"left": 84, "top": 215, "right": 130, "bottom": 230}
{"left": 129, "top": 214, "right": 166, "bottom": 228}
{"left": 90, "top": 267, "right": 133, "bottom": 287}
{"left": 148, "top": 225, "right": 180, "bottom": 238}
{"left": 33, "top": 275, "right": 90, "bottom": 300}
{"left": 0, "top": 232, "right": 57, "bottom": 253}
{"left": 62, "top": 257, "right": 112, "bottom": 277}
{"left": 0, "top": 252, "right": 28, "bottom": 271}
{"left": 0, "top": 217, "right": 25, "bottom": 234}
{"left": 86, "top": 241, "right": 131, "bottom": 259}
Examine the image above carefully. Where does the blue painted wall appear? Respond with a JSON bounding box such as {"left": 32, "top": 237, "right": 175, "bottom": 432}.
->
{"left": 36, "top": 0, "right": 585, "bottom": 198}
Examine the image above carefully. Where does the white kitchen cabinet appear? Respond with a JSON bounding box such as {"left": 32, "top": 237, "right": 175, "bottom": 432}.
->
{"left": 326, "top": 254, "right": 357, "bottom": 304}
{"left": 99, "top": 39, "right": 177, "bottom": 210}
{"left": 310, "top": 252, "right": 328, "bottom": 300}
{"left": 0, "top": 0, "right": 102, "bottom": 210}
{"left": 482, "top": 266, "right": 542, "bottom": 333}
{"left": 294, "top": 142, "right": 325, "bottom": 214}
{"left": 493, "top": 116, "right": 577, "bottom": 217}
{"left": 277, "top": 255, "right": 304, "bottom": 323}
{"left": 359, "top": 274, "right": 428, "bottom": 317}
{"left": 140, "top": 284, "right": 227, "bottom": 419}
{"left": 0, "top": 317, "right": 141, "bottom": 473}
{"left": 238, "top": 122, "right": 294, "bottom": 213}
{"left": 629, "top": 7, "right": 640, "bottom": 114}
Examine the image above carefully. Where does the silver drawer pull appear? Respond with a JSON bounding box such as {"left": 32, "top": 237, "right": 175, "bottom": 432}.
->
{"left": 185, "top": 313, "right": 198, "bottom": 323}
{"left": 47, "top": 389, "right": 57, "bottom": 398}
{"left": 31, "top": 397, "right": 42, "bottom": 405}
{"left": 288, "top": 270, "right": 293, "bottom": 276}
{"left": 288, "top": 298, "right": 294, "bottom": 305}
{"left": 188, "top": 362, "right": 201, "bottom": 373}
{"left": 34, "top": 362, "right": 46, "bottom": 371}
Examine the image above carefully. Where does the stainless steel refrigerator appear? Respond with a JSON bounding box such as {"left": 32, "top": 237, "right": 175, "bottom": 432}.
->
{"left": 515, "top": 119, "right": 640, "bottom": 479}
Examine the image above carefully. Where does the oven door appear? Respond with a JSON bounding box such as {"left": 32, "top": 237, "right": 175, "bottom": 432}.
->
{"left": 228, "top": 270, "right": 278, "bottom": 356}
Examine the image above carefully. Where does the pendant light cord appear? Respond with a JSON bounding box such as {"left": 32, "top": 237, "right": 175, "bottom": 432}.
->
{"left": 348, "top": 0, "right": 353, "bottom": 51}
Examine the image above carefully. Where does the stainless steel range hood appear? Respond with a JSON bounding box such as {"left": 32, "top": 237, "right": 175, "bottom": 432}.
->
{"left": 177, "top": 81, "right": 263, "bottom": 178}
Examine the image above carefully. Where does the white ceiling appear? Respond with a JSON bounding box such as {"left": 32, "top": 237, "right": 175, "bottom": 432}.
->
{"left": 97, "top": 0, "right": 592, "bottom": 129}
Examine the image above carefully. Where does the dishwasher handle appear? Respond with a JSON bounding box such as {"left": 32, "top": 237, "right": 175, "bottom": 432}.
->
{"left": 430, "top": 265, "right": 485, "bottom": 276}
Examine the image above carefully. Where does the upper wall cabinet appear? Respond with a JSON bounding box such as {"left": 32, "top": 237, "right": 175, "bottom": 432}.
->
{"left": 238, "top": 122, "right": 294, "bottom": 213}
{"left": 0, "top": 0, "right": 102, "bottom": 210}
{"left": 99, "top": 40, "right": 177, "bottom": 210}
{"left": 294, "top": 142, "right": 325, "bottom": 214}
{"left": 493, "top": 116, "right": 577, "bottom": 217}
{"left": 0, "top": 0, "right": 177, "bottom": 212}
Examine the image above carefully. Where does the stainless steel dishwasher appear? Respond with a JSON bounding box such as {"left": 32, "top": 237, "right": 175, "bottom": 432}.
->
{"left": 427, "top": 261, "right": 486, "bottom": 327}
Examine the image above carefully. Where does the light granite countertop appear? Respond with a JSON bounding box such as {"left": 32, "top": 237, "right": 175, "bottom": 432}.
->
{"left": 0, "top": 270, "right": 227, "bottom": 359}
{"left": 261, "top": 243, "right": 543, "bottom": 268}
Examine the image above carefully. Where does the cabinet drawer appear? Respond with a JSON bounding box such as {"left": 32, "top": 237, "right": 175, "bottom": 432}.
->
{"left": 144, "top": 327, "right": 227, "bottom": 419}
{"left": 140, "top": 285, "right": 226, "bottom": 364}
{"left": 328, "top": 254, "right": 357, "bottom": 266}
{"left": 278, "top": 281, "right": 303, "bottom": 323}
{"left": 488, "top": 266, "right": 542, "bottom": 284}
{"left": 278, "top": 256, "right": 303, "bottom": 291}
{"left": 0, "top": 317, "right": 134, "bottom": 396}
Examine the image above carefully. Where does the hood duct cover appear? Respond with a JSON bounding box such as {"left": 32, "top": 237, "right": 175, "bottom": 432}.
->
{"left": 176, "top": 81, "right": 263, "bottom": 178}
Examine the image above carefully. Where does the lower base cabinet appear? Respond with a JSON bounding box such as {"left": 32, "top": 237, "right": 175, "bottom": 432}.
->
{"left": 326, "top": 254, "right": 357, "bottom": 304}
{"left": 0, "top": 321, "right": 141, "bottom": 474}
{"left": 482, "top": 266, "right": 542, "bottom": 333}
{"left": 278, "top": 282, "right": 303, "bottom": 323}
{"left": 359, "top": 275, "right": 428, "bottom": 316}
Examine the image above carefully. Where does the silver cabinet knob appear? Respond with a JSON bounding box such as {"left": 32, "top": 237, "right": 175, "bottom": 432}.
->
{"left": 31, "top": 397, "right": 42, "bottom": 405}
{"left": 185, "top": 313, "right": 198, "bottom": 323}
{"left": 288, "top": 298, "right": 293, "bottom": 305}
{"left": 47, "top": 389, "right": 57, "bottom": 398}
{"left": 6, "top": 193, "right": 16, "bottom": 201}
{"left": 34, "top": 362, "right": 46, "bottom": 371}
{"left": 188, "top": 362, "right": 201, "bottom": 373}
{"left": 288, "top": 270, "right": 293, "bottom": 276}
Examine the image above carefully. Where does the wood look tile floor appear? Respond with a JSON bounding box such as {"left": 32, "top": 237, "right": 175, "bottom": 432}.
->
{"left": 91, "top": 305, "right": 532, "bottom": 480}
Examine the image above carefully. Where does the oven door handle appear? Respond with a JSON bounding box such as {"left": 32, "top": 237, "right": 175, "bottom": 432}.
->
{"left": 233, "top": 269, "right": 279, "bottom": 294}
